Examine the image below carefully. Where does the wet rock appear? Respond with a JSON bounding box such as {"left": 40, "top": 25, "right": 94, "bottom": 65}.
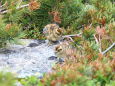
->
{"left": 28, "top": 43, "right": 39, "bottom": 47}
{"left": 48, "top": 56, "right": 57, "bottom": 60}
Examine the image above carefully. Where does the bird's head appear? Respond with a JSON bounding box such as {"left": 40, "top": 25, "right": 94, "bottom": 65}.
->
{"left": 55, "top": 45, "right": 63, "bottom": 53}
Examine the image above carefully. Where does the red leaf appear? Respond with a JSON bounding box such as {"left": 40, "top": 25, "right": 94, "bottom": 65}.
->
{"left": 29, "top": 0, "right": 40, "bottom": 10}
{"left": 96, "top": 26, "right": 106, "bottom": 36}
{"left": 49, "top": 11, "right": 61, "bottom": 24}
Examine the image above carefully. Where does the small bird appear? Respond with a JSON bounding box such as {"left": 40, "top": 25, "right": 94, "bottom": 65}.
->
{"left": 43, "top": 24, "right": 63, "bottom": 44}
{"left": 55, "top": 40, "right": 77, "bottom": 61}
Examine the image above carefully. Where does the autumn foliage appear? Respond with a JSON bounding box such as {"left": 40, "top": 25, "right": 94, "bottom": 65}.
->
{"left": 0, "top": 0, "right": 114, "bottom": 86}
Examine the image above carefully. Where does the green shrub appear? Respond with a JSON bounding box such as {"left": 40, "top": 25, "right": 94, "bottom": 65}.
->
{"left": 20, "top": 76, "right": 43, "bottom": 86}
{"left": 40, "top": 55, "right": 115, "bottom": 86}
{"left": 0, "top": 16, "right": 24, "bottom": 47}
{"left": 0, "top": 72, "right": 16, "bottom": 86}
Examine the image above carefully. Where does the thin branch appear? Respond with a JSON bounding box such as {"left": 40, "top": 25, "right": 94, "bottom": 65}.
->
{"left": 94, "top": 35, "right": 98, "bottom": 44}
{"left": 60, "top": 33, "right": 82, "bottom": 43}
{"left": 89, "top": 23, "right": 92, "bottom": 28}
{"left": 94, "top": 34, "right": 102, "bottom": 53}
{"left": 0, "top": 10, "right": 7, "bottom": 14}
{"left": 62, "top": 33, "right": 82, "bottom": 38}
{"left": 63, "top": 36, "right": 74, "bottom": 42}
{"left": 102, "top": 43, "right": 115, "bottom": 55}
{"left": 16, "top": 4, "right": 29, "bottom": 9}
{"left": 98, "top": 35, "right": 102, "bottom": 53}
{"left": 16, "top": 0, "right": 22, "bottom": 9}
{"left": 0, "top": 4, "right": 29, "bottom": 14}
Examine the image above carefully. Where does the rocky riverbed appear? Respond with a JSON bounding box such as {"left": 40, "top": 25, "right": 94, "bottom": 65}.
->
{"left": 0, "top": 39, "right": 57, "bottom": 78}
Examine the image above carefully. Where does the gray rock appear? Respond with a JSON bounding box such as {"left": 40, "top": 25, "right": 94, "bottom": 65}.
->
{"left": 48, "top": 56, "right": 57, "bottom": 60}
{"left": 0, "top": 39, "right": 57, "bottom": 78}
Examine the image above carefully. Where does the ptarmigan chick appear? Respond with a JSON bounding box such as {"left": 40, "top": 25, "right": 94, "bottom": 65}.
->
{"left": 55, "top": 40, "right": 77, "bottom": 61}
{"left": 43, "top": 24, "right": 63, "bottom": 44}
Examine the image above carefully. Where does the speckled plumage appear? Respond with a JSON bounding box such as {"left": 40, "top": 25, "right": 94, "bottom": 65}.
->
{"left": 43, "top": 24, "right": 63, "bottom": 43}
{"left": 55, "top": 41, "right": 77, "bottom": 60}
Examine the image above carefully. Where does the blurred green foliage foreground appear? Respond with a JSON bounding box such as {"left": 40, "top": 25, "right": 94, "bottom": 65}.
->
{"left": 0, "top": 72, "right": 16, "bottom": 86}
{"left": 0, "top": 0, "right": 115, "bottom": 86}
